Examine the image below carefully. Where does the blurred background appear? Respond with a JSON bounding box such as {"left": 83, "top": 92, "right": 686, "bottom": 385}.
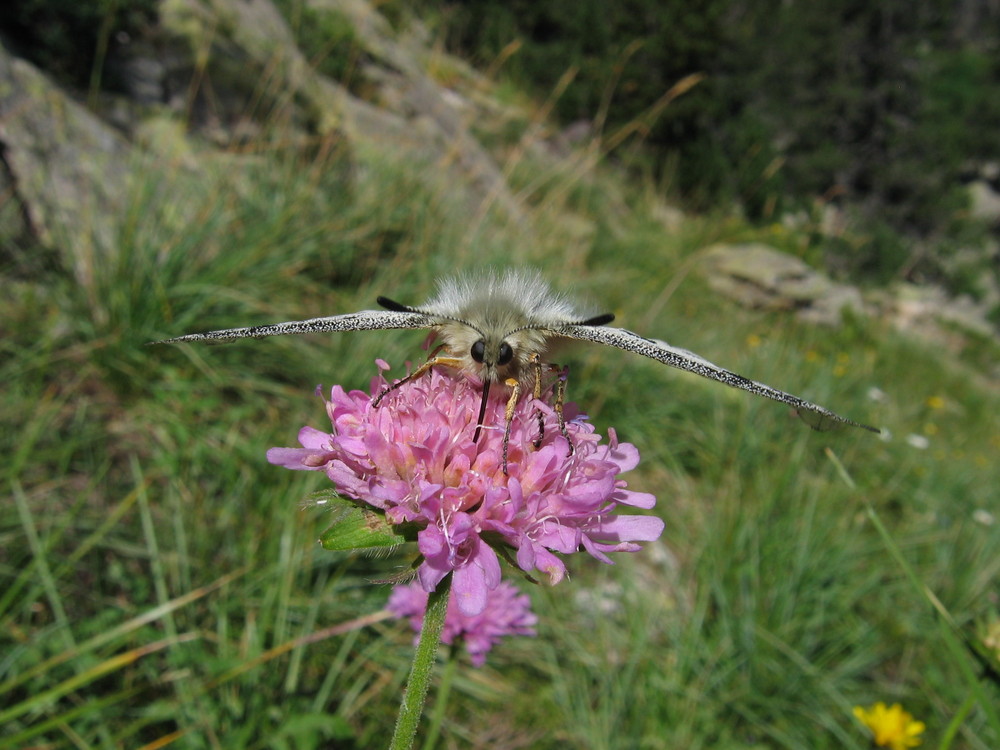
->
{"left": 2, "top": 1, "right": 998, "bottom": 747}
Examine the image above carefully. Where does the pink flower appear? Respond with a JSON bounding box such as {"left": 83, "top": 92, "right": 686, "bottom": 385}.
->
{"left": 268, "top": 361, "right": 663, "bottom": 616}
{"left": 387, "top": 580, "right": 537, "bottom": 667}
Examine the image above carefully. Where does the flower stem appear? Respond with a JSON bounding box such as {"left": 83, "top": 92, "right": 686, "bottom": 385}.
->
{"left": 422, "top": 644, "right": 458, "bottom": 750}
{"left": 388, "top": 576, "right": 451, "bottom": 750}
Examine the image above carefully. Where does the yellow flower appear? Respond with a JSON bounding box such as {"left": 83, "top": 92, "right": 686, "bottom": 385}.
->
{"left": 833, "top": 352, "right": 850, "bottom": 377}
{"left": 853, "top": 702, "right": 925, "bottom": 749}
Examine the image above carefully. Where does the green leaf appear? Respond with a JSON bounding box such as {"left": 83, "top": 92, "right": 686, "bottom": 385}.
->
{"left": 314, "top": 493, "right": 415, "bottom": 551}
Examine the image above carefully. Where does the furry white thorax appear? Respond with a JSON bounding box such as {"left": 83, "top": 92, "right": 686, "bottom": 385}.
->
{"left": 418, "top": 269, "right": 591, "bottom": 382}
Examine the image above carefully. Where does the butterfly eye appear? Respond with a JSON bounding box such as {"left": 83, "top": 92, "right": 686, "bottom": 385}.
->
{"left": 498, "top": 342, "right": 514, "bottom": 366}
{"left": 471, "top": 340, "right": 486, "bottom": 363}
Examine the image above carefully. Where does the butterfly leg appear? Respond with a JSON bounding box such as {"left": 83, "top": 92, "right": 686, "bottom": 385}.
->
{"left": 527, "top": 354, "right": 573, "bottom": 457}
{"left": 372, "top": 355, "right": 465, "bottom": 407}
{"left": 553, "top": 365, "right": 574, "bottom": 457}
{"left": 501, "top": 376, "right": 522, "bottom": 476}
{"left": 531, "top": 354, "right": 546, "bottom": 449}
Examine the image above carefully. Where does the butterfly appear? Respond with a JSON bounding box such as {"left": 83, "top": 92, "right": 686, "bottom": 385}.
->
{"left": 155, "top": 269, "right": 878, "bottom": 470}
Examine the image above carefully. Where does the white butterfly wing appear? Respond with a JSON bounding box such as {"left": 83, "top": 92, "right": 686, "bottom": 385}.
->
{"left": 154, "top": 310, "right": 434, "bottom": 345}
{"left": 560, "top": 324, "right": 879, "bottom": 433}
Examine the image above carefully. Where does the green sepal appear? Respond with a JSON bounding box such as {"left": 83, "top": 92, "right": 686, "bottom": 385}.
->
{"left": 312, "top": 490, "right": 418, "bottom": 551}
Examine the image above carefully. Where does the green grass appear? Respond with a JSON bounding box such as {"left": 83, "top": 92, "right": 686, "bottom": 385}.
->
{"left": 3, "top": 92, "right": 1000, "bottom": 750}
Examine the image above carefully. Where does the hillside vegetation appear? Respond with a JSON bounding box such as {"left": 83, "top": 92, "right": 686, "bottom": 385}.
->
{"left": 436, "top": 0, "right": 1000, "bottom": 286}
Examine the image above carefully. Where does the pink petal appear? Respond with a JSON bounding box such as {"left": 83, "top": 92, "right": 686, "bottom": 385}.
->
{"left": 453, "top": 564, "right": 488, "bottom": 616}
{"left": 589, "top": 514, "right": 665, "bottom": 542}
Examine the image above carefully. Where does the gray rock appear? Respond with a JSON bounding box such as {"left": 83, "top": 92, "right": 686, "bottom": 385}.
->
{"left": 878, "top": 282, "right": 996, "bottom": 343}
{"left": 0, "top": 41, "right": 133, "bottom": 286}
{"left": 968, "top": 179, "right": 1000, "bottom": 225}
{"left": 0, "top": 153, "right": 30, "bottom": 256}
{"left": 113, "top": 52, "right": 167, "bottom": 104}
{"left": 311, "top": 0, "right": 524, "bottom": 222}
{"left": 701, "top": 243, "right": 865, "bottom": 325}
{"left": 151, "top": 0, "right": 522, "bottom": 221}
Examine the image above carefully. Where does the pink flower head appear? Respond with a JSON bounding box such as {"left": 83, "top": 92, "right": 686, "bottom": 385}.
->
{"left": 268, "top": 361, "right": 663, "bottom": 616}
{"left": 388, "top": 580, "right": 537, "bottom": 667}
